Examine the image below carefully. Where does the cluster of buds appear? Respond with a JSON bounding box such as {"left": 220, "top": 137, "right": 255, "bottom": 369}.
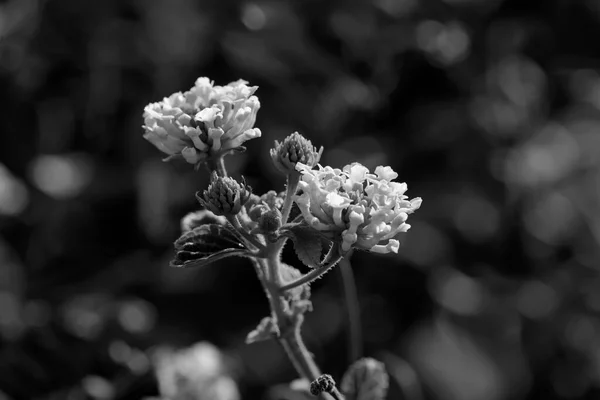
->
{"left": 197, "top": 172, "right": 252, "bottom": 217}
{"left": 294, "top": 162, "right": 422, "bottom": 255}
{"left": 270, "top": 132, "right": 323, "bottom": 175}
{"left": 143, "top": 78, "right": 261, "bottom": 165}
{"left": 245, "top": 191, "right": 284, "bottom": 235}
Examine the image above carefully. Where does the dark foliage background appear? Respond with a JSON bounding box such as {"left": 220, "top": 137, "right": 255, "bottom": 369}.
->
{"left": 1, "top": 0, "right": 600, "bottom": 399}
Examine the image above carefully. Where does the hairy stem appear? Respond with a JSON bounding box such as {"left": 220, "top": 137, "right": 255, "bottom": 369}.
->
{"left": 279, "top": 255, "right": 344, "bottom": 293}
{"left": 280, "top": 173, "right": 300, "bottom": 224}
{"left": 228, "top": 215, "right": 265, "bottom": 250}
{"left": 338, "top": 255, "right": 362, "bottom": 363}
{"left": 261, "top": 250, "right": 325, "bottom": 386}
{"left": 279, "top": 318, "right": 321, "bottom": 380}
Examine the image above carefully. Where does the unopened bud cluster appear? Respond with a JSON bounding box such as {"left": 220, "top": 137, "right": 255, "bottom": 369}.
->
{"left": 197, "top": 172, "right": 251, "bottom": 216}
{"left": 244, "top": 190, "right": 284, "bottom": 231}
{"left": 310, "top": 374, "right": 336, "bottom": 396}
{"left": 270, "top": 132, "right": 323, "bottom": 175}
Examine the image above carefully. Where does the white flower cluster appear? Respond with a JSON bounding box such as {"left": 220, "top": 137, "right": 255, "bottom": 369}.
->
{"left": 143, "top": 78, "right": 261, "bottom": 164}
{"left": 294, "top": 162, "right": 422, "bottom": 254}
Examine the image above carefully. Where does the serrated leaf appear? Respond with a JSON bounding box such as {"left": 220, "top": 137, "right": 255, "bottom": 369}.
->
{"left": 246, "top": 316, "right": 279, "bottom": 344}
{"left": 283, "top": 226, "right": 325, "bottom": 269}
{"left": 170, "top": 224, "right": 248, "bottom": 268}
{"left": 174, "top": 224, "right": 242, "bottom": 251}
{"left": 180, "top": 209, "right": 227, "bottom": 232}
{"left": 170, "top": 248, "right": 248, "bottom": 268}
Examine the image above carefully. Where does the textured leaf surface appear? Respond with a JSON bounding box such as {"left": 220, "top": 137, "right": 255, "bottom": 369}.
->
{"left": 180, "top": 209, "right": 227, "bottom": 232}
{"left": 170, "top": 224, "right": 247, "bottom": 268}
{"left": 283, "top": 225, "right": 325, "bottom": 269}
{"left": 246, "top": 316, "right": 279, "bottom": 344}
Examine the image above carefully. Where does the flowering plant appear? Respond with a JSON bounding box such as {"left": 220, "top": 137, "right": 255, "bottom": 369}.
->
{"left": 143, "top": 77, "right": 421, "bottom": 400}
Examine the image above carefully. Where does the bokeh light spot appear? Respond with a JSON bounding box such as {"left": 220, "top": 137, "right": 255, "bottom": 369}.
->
{"left": 565, "top": 315, "right": 597, "bottom": 352}
{"left": 416, "top": 20, "right": 470, "bottom": 65}
{"left": 523, "top": 191, "right": 577, "bottom": 245}
{"left": 430, "top": 267, "right": 487, "bottom": 315}
{"left": 82, "top": 375, "right": 114, "bottom": 400}
{"left": 516, "top": 281, "right": 558, "bottom": 320}
{"left": 0, "top": 163, "right": 28, "bottom": 216}
{"left": 117, "top": 299, "right": 156, "bottom": 334}
{"left": 241, "top": 3, "right": 267, "bottom": 31}
{"left": 453, "top": 193, "right": 499, "bottom": 243}
{"left": 30, "top": 154, "right": 92, "bottom": 199}
{"left": 109, "top": 340, "right": 132, "bottom": 364}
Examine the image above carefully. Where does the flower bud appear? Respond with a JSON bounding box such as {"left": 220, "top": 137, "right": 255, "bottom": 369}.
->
{"left": 270, "top": 132, "right": 323, "bottom": 175}
{"left": 257, "top": 209, "right": 282, "bottom": 233}
{"left": 310, "top": 374, "right": 336, "bottom": 396}
{"left": 248, "top": 204, "right": 268, "bottom": 222}
{"left": 197, "top": 172, "right": 251, "bottom": 216}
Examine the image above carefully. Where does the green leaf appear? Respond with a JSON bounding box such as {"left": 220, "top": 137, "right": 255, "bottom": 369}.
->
{"left": 180, "top": 209, "right": 227, "bottom": 232}
{"left": 281, "top": 225, "right": 328, "bottom": 269}
{"left": 170, "top": 224, "right": 248, "bottom": 268}
{"left": 246, "top": 316, "right": 279, "bottom": 344}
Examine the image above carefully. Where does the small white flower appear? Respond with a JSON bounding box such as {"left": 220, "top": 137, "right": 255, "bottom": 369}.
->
{"left": 143, "top": 78, "right": 261, "bottom": 164}
{"left": 294, "top": 162, "right": 421, "bottom": 255}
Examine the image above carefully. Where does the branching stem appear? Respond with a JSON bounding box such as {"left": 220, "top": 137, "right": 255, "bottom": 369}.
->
{"left": 279, "top": 254, "right": 344, "bottom": 293}
{"left": 211, "top": 156, "right": 331, "bottom": 398}
{"left": 228, "top": 215, "right": 265, "bottom": 250}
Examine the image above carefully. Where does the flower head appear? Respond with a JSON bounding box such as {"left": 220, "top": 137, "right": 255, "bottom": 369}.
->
{"left": 197, "top": 172, "right": 252, "bottom": 216}
{"left": 143, "top": 78, "right": 261, "bottom": 164}
{"left": 270, "top": 132, "right": 323, "bottom": 175}
{"left": 294, "top": 162, "right": 421, "bottom": 255}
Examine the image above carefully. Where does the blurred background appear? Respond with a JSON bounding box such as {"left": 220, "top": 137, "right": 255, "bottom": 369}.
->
{"left": 1, "top": 0, "right": 600, "bottom": 399}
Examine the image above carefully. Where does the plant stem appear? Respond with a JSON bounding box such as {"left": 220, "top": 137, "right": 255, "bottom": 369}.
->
{"left": 269, "top": 173, "right": 300, "bottom": 260}
{"left": 280, "top": 173, "right": 300, "bottom": 224}
{"left": 338, "top": 256, "right": 362, "bottom": 363}
{"left": 279, "top": 318, "right": 321, "bottom": 380}
{"left": 329, "top": 387, "right": 346, "bottom": 400}
{"left": 208, "top": 155, "right": 228, "bottom": 177}
{"left": 261, "top": 250, "right": 325, "bottom": 384}
{"left": 228, "top": 215, "right": 265, "bottom": 250}
{"left": 279, "top": 255, "right": 344, "bottom": 293}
